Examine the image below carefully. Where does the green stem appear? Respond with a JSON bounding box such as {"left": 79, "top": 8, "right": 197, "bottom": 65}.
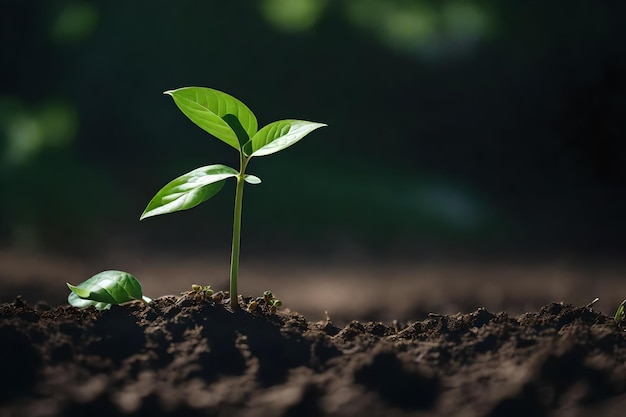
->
{"left": 229, "top": 157, "right": 248, "bottom": 310}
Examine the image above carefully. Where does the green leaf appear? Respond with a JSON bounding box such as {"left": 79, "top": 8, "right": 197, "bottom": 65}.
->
{"left": 616, "top": 299, "right": 626, "bottom": 323}
{"left": 67, "top": 296, "right": 112, "bottom": 310}
{"left": 244, "top": 174, "right": 262, "bottom": 184}
{"left": 165, "top": 87, "right": 258, "bottom": 151}
{"left": 66, "top": 284, "right": 90, "bottom": 298}
{"left": 247, "top": 120, "right": 326, "bottom": 157}
{"left": 67, "top": 270, "right": 148, "bottom": 310}
{"left": 141, "top": 164, "right": 238, "bottom": 220}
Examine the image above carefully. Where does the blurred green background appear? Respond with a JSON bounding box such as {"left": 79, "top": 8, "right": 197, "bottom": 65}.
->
{"left": 1, "top": 0, "right": 625, "bottom": 260}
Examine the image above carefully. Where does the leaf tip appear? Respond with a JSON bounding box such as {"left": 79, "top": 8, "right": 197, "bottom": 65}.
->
{"left": 139, "top": 209, "right": 156, "bottom": 221}
{"left": 163, "top": 90, "right": 174, "bottom": 96}
{"left": 67, "top": 283, "right": 90, "bottom": 298}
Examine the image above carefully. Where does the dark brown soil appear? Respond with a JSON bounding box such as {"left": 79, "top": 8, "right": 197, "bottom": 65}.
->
{"left": 2, "top": 292, "right": 626, "bottom": 417}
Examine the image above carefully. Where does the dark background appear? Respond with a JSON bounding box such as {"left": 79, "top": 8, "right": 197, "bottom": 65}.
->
{"left": 1, "top": 0, "right": 625, "bottom": 263}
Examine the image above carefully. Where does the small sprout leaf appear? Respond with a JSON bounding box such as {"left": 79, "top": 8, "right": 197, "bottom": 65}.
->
{"left": 248, "top": 120, "right": 326, "bottom": 157}
{"left": 67, "top": 270, "right": 149, "bottom": 310}
{"left": 141, "top": 164, "right": 238, "bottom": 219}
{"left": 165, "top": 87, "right": 258, "bottom": 151}
{"left": 244, "top": 174, "right": 261, "bottom": 185}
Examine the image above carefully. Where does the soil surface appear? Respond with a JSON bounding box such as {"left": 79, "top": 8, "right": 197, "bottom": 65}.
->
{"left": 2, "top": 292, "right": 626, "bottom": 417}
{"left": 3, "top": 248, "right": 626, "bottom": 416}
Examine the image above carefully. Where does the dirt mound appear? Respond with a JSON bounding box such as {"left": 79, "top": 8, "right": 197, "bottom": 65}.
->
{"left": 1, "top": 296, "right": 625, "bottom": 417}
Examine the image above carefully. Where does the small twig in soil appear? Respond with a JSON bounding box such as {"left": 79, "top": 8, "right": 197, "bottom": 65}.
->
{"left": 585, "top": 297, "right": 599, "bottom": 309}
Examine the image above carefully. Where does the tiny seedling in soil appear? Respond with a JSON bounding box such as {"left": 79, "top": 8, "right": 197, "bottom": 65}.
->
{"left": 140, "top": 87, "right": 326, "bottom": 310}
{"left": 615, "top": 299, "right": 626, "bottom": 325}
{"left": 67, "top": 87, "right": 326, "bottom": 311}
{"left": 247, "top": 290, "right": 282, "bottom": 313}
{"left": 192, "top": 284, "right": 214, "bottom": 297}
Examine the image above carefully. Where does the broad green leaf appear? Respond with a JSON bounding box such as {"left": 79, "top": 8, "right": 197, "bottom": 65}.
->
{"left": 67, "top": 270, "right": 149, "bottom": 310}
{"left": 247, "top": 120, "right": 326, "bottom": 157}
{"left": 165, "top": 87, "right": 258, "bottom": 151}
{"left": 244, "top": 174, "right": 262, "bottom": 184}
{"left": 141, "top": 164, "right": 238, "bottom": 220}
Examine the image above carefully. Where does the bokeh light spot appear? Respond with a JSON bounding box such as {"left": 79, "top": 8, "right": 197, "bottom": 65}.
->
{"left": 261, "top": 0, "right": 327, "bottom": 32}
{"left": 50, "top": 3, "right": 99, "bottom": 44}
{"left": 1, "top": 99, "right": 78, "bottom": 166}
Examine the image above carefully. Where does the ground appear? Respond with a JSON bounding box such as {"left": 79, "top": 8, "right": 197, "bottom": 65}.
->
{"left": 1, "top": 248, "right": 626, "bottom": 416}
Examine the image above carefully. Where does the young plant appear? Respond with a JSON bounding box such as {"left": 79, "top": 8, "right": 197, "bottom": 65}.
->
{"left": 67, "top": 270, "right": 151, "bottom": 310}
{"left": 247, "top": 290, "right": 282, "bottom": 314}
{"left": 140, "top": 87, "right": 326, "bottom": 310}
{"left": 615, "top": 299, "right": 626, "bottom": 325}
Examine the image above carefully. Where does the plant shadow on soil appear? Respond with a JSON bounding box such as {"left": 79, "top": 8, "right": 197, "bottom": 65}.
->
{"left": 2, "top": 294, "right": 626, "bottom": 417}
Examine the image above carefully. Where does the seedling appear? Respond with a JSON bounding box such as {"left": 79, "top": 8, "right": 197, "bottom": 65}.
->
{"left": 248, "top": 290, "right": 282, "bottom": 314}
{"left": 66, "top": 87, "right": 324, "bottom": 311}
{"left": 263, "top": 290, "right": 274, "bottom": 303}
{"left": 191, "top": 284, "right": 215, "bottom": 301}
{"left": 176, "top": 284, "right": 223, "bottom": 305}
{"left": 615, "top": 299, "right": 626, "bottom": 325}
{"left": 140, "top": 87, "right": 326, "bottom": 309}
{"left": 67, "top": 270, "right": 151, "bottom": 310}
{"left": 262, "top": 290, "right": 282, "bottom": 313}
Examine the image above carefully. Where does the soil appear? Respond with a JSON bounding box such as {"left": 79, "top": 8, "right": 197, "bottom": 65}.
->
{"left": 2, "top": 291, "right": 626, "bottom": 417}
{"left": 0, "top": 247, "right": 626, "bottom": 417}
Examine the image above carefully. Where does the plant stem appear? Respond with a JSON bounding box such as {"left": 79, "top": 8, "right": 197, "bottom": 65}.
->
{"left": 229, "top": 158, "right": 248, "bottom": 310}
